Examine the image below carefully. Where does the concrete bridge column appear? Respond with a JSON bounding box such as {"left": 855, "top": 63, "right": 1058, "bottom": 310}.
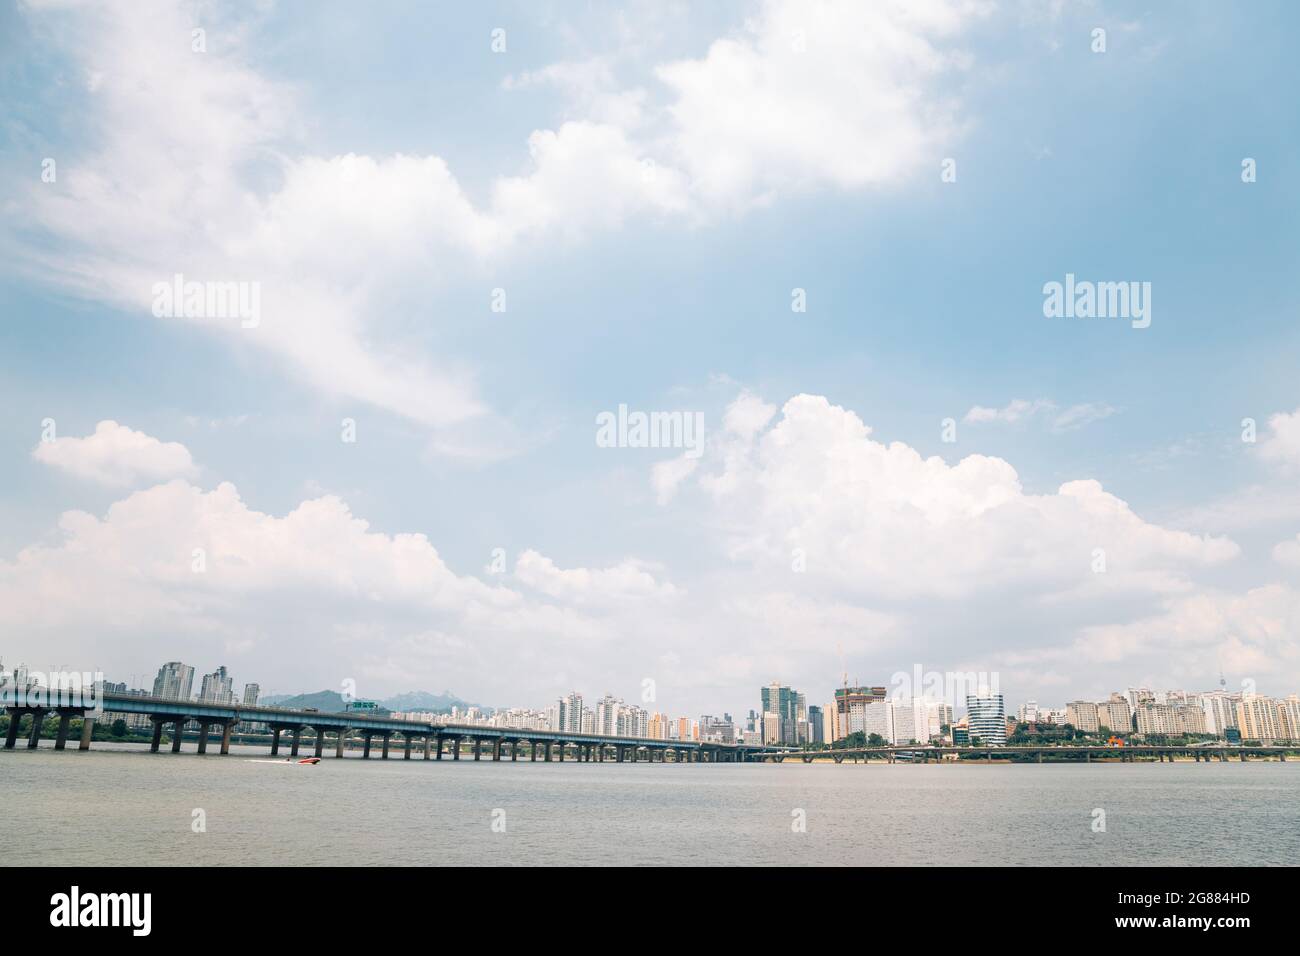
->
{"left": 473, "top": 738, "right": 482, "bottom": 761}
{"left": 171, "top": 719, "right": 184, "bottom": 752}
{"left": 27, "top": 709, "right": 47, "bottom": 749}
{"left": 221, "top": 720, "right": 234, "bottom": 755}
{"left": 3, "top": 709, "right": 21, "bottom": 749}
{"left": 362, "top": 733, "right": 372, "bottom": 758}
{"left": 510, "top": 740, "right": 518, "bottom": 761}
{"left": 493, "top": 739, "right": 502, "bottom": 761}
{"left": 336, "top": 730, "right": 346, "bottom": 758}
{"left": 545, "top": 742, "right": 553, "bottom": 762}
{"left": 530, "top": 741, "right": 537, "bottom": 761}
{"left": 453, "top": 737, "right": 461, "bottom": 760}
{"left": 271, "top": 726, "right": 282, "bottom": 756}
{"left": 197, "top": 723, "right": 210, "bottom": 754}
{"left": 424, "top": 735, "right": 431, "bottom": 760}
{"left": 291, "top": 726, "right": 302, "bottom": 756}
{"left": 315, "top": 728, "right": 326, "bottom": 758}
{"left": 404, "top": 734, "right": 413, "bottom": 759}
{"left": 54, "top": 711, "right": 74, "bottom": 750}
{"left": 381, "top": 732, "right": 391, "bottom": 759}
{"left": 150, "top": 718, "right": 164, "bottom": 753}
{"left": 79, "top": 715, "right": 95, "bottom": 750}
{"left": 558, "top": 742, "right": 565, "bottom": 762}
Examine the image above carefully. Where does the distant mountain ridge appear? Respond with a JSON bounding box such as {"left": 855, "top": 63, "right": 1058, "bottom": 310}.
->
{"left": 261, "top": 689, "right": 481, "bottom": 714}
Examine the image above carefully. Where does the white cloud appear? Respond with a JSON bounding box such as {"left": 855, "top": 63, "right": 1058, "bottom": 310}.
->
{"left": 1259, "top": 407, "right": 1300, "bottom": 470}
{"left": 964, "top": 398, "right": 1116, "bottom": 431}
{"left": 14, "top": 0, "right": 985, "bottom": 434}
{"left": 692, "top": 392, "right": 1236, "bottom": 602}
{"left": 656, "top": 0, "right": 986, "bottom": 208}
{"left": 514, "top": 549, "right": 680, "bottom": 606}
{"left": 1273, "top": 534, "right": 1300, "bottom": 569}
{"left": 32, "top": 421, "right": 197, "bottom": 487}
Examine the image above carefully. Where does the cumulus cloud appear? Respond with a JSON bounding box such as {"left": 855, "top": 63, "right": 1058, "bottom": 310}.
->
{"left": 1259, "top": 406, "right": 1300, "bottom": 470}
{"left": 32, "top": 421, "right": 197, "bottom": 487}
{"left": 1273, "top": 534, "right": 1300, "bottom": 568}
{"left": 514, "top": 549, "right": 679, "bottom": 606}
{"left": 7, "top": 391, "right": 1300, "bottom": 707}
{"left": 690, "top": 393, "right": 1236, "bottom": 602}
{"left": 656, "top": 0, "right": 985, "bottom": 208}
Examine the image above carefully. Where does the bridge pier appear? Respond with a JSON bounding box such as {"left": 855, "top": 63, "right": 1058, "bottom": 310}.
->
{"left": 271, "top": 727, "right": 282, "bottom": 756}
{"left": 79, "top": 715, "right": 94, "bottom": 751}
{"left": 510, "top": 739, "right": 518, "bottom": 761}
{"left": 545, "top": 742, "right": 553, "bottom": 762}
{"left": 424, "top": 735, "right": 431, "bottom": 760}
{"left": 453, "top": 737, "right": 461, "bottom": 760}
{"left": 171, "top": 719, "right": 184, "bottom": 753}
{"left": 362, "top": 733, "right": 372, "bottom": 759}
{"left": 558, "top": 742, "right": 565, "bottom": 762}
{"left": 530, "top": 740, "right": 538, "bottom": 761}
{"left": 150, "top": 718, "right": 164, "bottom": 753}
{"left": 493, "top": 739, "right": 502, "bottom": 761}
{"left": 315, "top": 728, "right": 326, "bottom": 759}
{"left": 221, "top": 720, "right": 234, "bottom": 755}
{"left": 53, "top": 711, "right": 74, "bottom": 750}
{"left": 3, "top": 708, "right": 22, "bottom": 749}
{"left": 337, "top": 731, "right": 345, "bottom": 758}
{"left": 404, "top": 734, "right": 413, "bottom": 760}
{"left": 291, "top": 726, "right": 302, "bottom": 757}
{"left": 436, "top": 735, "right": 445, "bottom": 760}
{"left": 473, "top": 739, "right": 482, "bottom": 761}
{"left": 381, "top": 732, "right": 391, "bottom": 759}
{"left": 25, "top": 708, "right": 46, "bottom": 749}
{"left": 197, "top": 723, "right": 210, "bottom": 754}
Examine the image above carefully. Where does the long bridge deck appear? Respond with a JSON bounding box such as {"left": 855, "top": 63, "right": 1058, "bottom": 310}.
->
{"left": 3, "top": 690, "right": 754, "bottom": 762}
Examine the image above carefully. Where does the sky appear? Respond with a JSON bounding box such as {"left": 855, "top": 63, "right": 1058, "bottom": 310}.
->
{"left": 2, "top": 0, "right": 1299, "bottom": 718}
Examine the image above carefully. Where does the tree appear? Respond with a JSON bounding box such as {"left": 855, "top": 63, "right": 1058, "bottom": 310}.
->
{"left": 867, "top": 733, "right": 884, "bottom": 747}
{"left": 111, "top": 719, "right": 128, "bottom": 737}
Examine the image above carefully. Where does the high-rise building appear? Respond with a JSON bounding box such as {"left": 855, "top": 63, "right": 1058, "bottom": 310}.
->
{"left": 242, "top": 683, "right": 260, "bottom": 706}
{"left": 1236, "top": 695, "right": 1280, "bottom": 743}
{"left": 1066, "top": 700, "right": 1100, "bottom": 733}
{"left": 760, "top": 682, "right": 801, "bottom": 745}
{"left": 198, "top": 666, "right": 234, "bottom": 704}
{"left": 831, "top": 685, "right": 887, "bottom": 741}
{"left": 1277, "top": 695, "right": 1300, "bottom": 742}
{"left": 596, "top": 695, "right": 622, "bottom": 736}
{"left": 1101, "top": 694, "right": 1132, "bottom": 733}
{"left": 152, "top": 662, "right": 194, "bottom": 701}
{"left": 807, "top": 705, "right": 824, "bottom": 745}
{"left": 966, "top": 692, "right": 1007, "bottom": 746}
{"left": 557, "top": 692, "right": 583, "bottom": 734}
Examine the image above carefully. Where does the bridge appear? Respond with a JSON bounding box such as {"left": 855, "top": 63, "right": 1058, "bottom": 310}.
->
{"left": 2, "top": 690, "right": 757, "bottom": 763}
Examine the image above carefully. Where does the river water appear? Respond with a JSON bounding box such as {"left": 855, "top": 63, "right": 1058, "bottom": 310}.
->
{"left": 3, "top": 744, "right": 1296, "bottom": 865}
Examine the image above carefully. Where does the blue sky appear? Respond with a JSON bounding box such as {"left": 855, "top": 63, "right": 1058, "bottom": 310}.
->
{"left": 2, "top": 0, "right": 1299, "bottom": 717}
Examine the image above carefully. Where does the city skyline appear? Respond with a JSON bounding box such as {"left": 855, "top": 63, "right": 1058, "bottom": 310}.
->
{"left": 8, "top": 656, "right": 1297, "bottom": 750}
